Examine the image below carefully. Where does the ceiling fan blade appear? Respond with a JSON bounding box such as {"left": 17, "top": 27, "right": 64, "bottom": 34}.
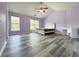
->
{"left": 44, "top": 7, "right": 48, "bottom": 9}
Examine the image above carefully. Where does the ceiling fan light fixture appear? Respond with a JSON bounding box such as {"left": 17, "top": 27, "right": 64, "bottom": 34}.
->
{"left": 35, "top": 2, "right": 48, "bottom": 13}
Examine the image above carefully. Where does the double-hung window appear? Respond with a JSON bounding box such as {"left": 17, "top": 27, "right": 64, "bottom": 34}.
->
{"left": 11, "top": 16, "right": 20, "bottom": 31}
{"left": 30, "top": 19, "right": 39, "bottom": 30}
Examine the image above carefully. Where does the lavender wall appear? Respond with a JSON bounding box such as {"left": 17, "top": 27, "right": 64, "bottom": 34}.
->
{"left": 39, "top": 18, "right": 45, "bottom": 28}
{"left": 8, "top": 11, "right": 44, "bottom": 35}
{"left": 67, "top": 7, "right": 79, "bottom": 28}
{"left": 44, "top": 7, "right": 79, "bottom": 31}
{"left": 44, "top": 10, "right": 67, "bottom": 32}
{"left": 0, "top": 3, "right": 7, "bottom": 50}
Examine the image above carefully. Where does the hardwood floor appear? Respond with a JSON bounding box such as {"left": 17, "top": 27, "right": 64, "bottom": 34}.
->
{"left": 1, "top": 33, "right": 79, "bottom": 57}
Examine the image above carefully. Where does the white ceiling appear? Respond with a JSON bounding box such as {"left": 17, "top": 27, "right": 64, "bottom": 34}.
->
{"left": 7, "top": 2, "right": 79, "bottom": 18}
{"left": 7, "top": 2, "right": 52, "bottom": 18}
{"left": 45, "top": 2, "right": 79, "bottom": 10}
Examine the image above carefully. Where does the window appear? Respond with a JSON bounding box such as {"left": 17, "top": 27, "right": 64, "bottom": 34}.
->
{"left": 30, "top": 19, "right": 39, "bottom": 30}
{"left": 11, "top": 16, "right": 20, "bottom": 31}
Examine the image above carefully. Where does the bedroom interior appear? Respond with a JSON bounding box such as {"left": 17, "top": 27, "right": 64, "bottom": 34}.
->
{"left": 0, "top": 2, "right": 79, "bottom": 57}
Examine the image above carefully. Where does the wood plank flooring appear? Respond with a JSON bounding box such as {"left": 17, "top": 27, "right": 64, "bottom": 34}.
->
{"left": 1, "top": 33, "right": 79, "bottom": 57}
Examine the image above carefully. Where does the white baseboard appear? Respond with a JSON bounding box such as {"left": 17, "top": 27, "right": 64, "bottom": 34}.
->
{"left": 0, "top": 41, "right": 7, "bottom": 56}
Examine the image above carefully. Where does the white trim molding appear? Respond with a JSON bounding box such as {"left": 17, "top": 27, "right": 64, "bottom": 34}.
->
{"left": 0, "top": 41, "right": 7, "bottom": 56}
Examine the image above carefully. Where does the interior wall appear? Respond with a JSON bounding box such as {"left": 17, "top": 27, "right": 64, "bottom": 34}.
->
{"left": 0, "top": 3, "right": 7, "bottom": 50}
{"left": 8, "top": 11, "right": 44, "bottom": 35}
{"left": 67, "top": 7, "right": 79, "bottom": 28}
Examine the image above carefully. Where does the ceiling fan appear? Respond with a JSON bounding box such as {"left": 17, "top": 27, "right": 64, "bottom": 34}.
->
{"left": 35, "top": 2, "right": 48, "bottom": 12}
